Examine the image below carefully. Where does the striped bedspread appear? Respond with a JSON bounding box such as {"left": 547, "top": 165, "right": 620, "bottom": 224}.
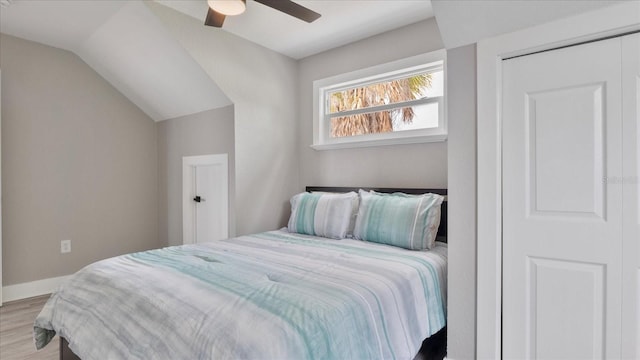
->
{"left": 34, "top": 230, "right": 447, "bottom": 360}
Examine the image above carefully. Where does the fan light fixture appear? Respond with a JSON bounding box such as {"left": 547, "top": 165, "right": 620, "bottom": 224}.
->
{"left": 207, "top": 0, "right": 246, "bottom": 16}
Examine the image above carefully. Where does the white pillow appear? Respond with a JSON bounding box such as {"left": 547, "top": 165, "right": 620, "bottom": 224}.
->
{"left": 311, "top": 191, "right": 360, "bottom": 237}
{"left": 287, "top": 191, "right": 358, "bottom": 239}
{"left": 353, "top": 190, "right": 444, "bottom": 250}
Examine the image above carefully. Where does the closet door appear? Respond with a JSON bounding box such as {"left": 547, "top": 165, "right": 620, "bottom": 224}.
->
{"left": 621, "top": 32, "right": 639, "bottom": 360}
{"left": 502, "top": 37, "right": 623, "bottom": 359}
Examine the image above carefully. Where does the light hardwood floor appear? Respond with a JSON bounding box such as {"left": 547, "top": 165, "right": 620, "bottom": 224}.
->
{"left": 0, "top": 295, "right": 58, "bottom": 360}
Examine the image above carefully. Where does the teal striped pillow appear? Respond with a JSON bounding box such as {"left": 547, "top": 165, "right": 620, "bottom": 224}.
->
{"left": 353, "top": 190, "right": 444, "bottom": 250}
{"left": 287, "top": 192, "right": 358, "bottom": 239}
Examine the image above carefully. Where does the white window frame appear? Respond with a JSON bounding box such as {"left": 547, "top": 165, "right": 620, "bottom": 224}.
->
{"left": 312, "top": 50, "right": 447, "bottom": 150}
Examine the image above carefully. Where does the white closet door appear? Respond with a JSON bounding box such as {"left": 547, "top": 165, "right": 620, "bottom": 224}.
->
{"left": 621, "top": 33, "right": 640, "bottom": 360}
{"left": 502, "top": 37, "right": 623, "bottom": 359}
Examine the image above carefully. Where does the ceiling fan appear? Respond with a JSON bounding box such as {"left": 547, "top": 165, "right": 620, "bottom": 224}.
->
{"left": 205, "top": 0, "right": 321, "bottom": 28}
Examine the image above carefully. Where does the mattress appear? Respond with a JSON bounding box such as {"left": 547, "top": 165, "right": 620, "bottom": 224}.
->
{"left": 34, "top": 229, "right": 447, "bottom": 360}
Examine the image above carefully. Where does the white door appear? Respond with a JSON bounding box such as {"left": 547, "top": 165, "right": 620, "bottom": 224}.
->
{"left": 621, "top": 33, "right": 640, "bottom": 360}
{"left": 503, "top": 37, "right": 625, "bottom": 359}
{"left": 183, "top": 154, "right": 228, "bottom": 244}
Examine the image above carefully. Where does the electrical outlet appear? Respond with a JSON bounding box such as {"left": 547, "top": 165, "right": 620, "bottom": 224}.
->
{"left": 60, "top": 240, "right": 71, "bottom": 254}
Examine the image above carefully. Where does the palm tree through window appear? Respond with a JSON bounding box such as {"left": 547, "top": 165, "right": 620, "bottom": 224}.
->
{"left": 328, "top": 70, "right": 442, "bottom": 138}
{"left": 313, "top": 51, "right": 446, "bottom": 150}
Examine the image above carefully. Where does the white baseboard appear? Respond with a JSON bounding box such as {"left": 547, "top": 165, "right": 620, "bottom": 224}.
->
{"left": 2, "top": 275, "right": 70, "bottom": 303}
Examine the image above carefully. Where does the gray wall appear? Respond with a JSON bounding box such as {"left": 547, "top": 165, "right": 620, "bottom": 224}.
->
{"left": 446, "top": 44, "right": 477, "bottom": 360}
{"left": 2, "top": 19, "right": 477, "bottom": 359}
{"left": 149, "top": 2, "right": 299, "bottom": 236}
{"left": 297, "top": 19, "right": 447, "bottom": 189}
{"left": 0, "top": 34, "right": 159, "bottom": 285}
{"left": 157, "top": 106, "right": 235, "bottom": 247}
{"left": 297, "top": 20, "right": 475, "bottom": 358}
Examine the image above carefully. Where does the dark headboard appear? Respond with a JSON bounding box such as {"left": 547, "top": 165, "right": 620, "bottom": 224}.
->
{"left": 305, "top": 186, "right": 448, "bottom": 241}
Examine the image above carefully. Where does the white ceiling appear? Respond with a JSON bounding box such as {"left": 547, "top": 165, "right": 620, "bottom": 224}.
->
{"left": 0, "top": 0, "right": 625, "bottom": 121}
{"left": 155, "top": 0, "right": 434, "bottom": 59}
{"left": 0, "top": 0, "right": 232, "bottom": 121}
{"left": 0, "top": 0, "right": 433, "bottom": 121}
{"left": 431, "top": 0, "right": 625, "bottom": 49}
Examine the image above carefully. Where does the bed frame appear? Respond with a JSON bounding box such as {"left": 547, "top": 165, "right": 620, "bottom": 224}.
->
{"left": 62, "top": 330, "right": 446, "bottom": 360}
{"left": 60, "top": 338, "right": 78, "bottom": 360}
{"left": 60, "top": 186, "right": 448, "bottom": 360}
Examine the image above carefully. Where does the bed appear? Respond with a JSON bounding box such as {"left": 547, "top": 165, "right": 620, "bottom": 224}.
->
{"left": 34, "top": 187, "right": 448, "bottom": 360}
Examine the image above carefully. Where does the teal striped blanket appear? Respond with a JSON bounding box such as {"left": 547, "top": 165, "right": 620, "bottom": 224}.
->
{"left": 34, "top": 230, "right": 447, "bottom": 359}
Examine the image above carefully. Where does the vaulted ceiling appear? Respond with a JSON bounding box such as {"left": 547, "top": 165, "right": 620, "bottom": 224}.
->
{"left": 1, "top": 0, "right": 234, "bottom": 121}
{"left": 156, "top": 0, "right": 434, "bottom": 59}
{"left": 0, "top": 0, "right": 434, "bottom": 121}
{"left": 0, "top": 0, "right": 623, "bottom": 121}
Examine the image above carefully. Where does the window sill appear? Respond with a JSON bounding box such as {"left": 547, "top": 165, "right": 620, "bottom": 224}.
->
{"left": 311, "top": 133, "right": 447, "bottom": 151}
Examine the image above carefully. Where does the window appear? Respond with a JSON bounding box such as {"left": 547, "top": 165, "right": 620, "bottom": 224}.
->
{"left": 312, "top": 50, "right": 446, "bottom": 150}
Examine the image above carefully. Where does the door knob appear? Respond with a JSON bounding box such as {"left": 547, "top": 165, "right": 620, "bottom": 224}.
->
{"left": 193, "top": 196, "right": 205, "bottom": 203}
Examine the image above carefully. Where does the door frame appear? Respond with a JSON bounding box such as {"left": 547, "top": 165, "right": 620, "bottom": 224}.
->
{"left": 476, "top": 3, "right": 640, "bottom": 358}
{"left": 0, "top": 69, "right": 3, "bottom": 306}
{"left": 182, "top": 154, "right": 229, "bottom": 245}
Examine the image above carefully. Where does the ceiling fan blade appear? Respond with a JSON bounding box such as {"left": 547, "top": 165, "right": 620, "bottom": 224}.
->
{"left": 253, "top": 0, "right": 321, "bottom": 23}
{"left": 204, "top": 7, "right": 226, "bottom": 27}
